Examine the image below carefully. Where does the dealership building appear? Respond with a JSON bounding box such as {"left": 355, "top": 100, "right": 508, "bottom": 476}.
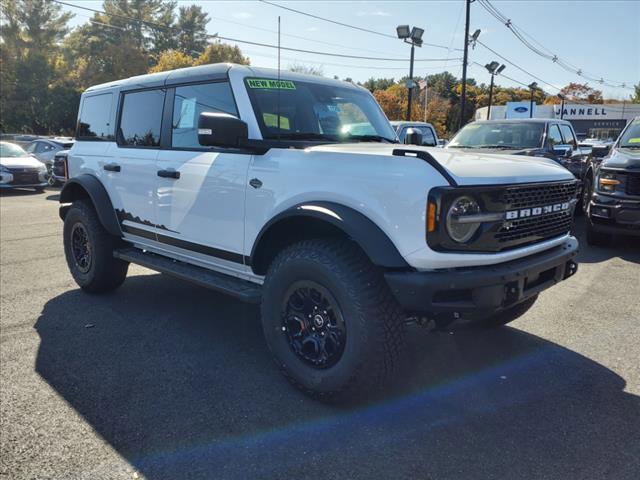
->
{"left": 475, "top": 102, "right": 640, "bottom": 140}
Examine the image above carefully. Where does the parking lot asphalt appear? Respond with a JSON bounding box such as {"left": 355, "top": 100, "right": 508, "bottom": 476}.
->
{"left": 1, "top": 188, "right": 639, "bottom": 480}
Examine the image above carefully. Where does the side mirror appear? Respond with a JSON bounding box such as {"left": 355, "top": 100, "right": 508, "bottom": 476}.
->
{"left": 198, "top": 112, "right": 248, "bottom": 148}
{"left": 591, "top": 145, "right": 611, "bottom": 158}
{"left": 552, "top": 144, "right": 572, "bottom": 158}
{"left": 404, "top": 128, "right": 423, "bottom": 146}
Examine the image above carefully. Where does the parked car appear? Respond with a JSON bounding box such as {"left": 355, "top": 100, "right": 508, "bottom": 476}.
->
{"left": 583, "top": 116, "right": 640, "bottom": 245}
{"left": 390, "top": 121, "right": 438, "bottom": 146}
{"left": 51, "top": 150, "right": 69, "bottom": 185}
{"left": 446, "top": 119, "right": 588, "bottom": 208}
{"left": 0, "top": 141, "right": 48, "bottom": 192}
{"left": 25, "top": 138, "right": 74, "bottom": 185}
{"left": 59, "top": 64, "right": 579, "bottom": 400}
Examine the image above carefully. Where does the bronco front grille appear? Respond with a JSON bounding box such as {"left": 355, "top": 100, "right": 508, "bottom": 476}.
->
{"left": 496, "top": 211, "right": 573, "bottom": 243}
{"left": 496, "top": 181, "right": 577, "bottom": 247}
{"left": 502, "top": 181, "right": 578, "bottom": 209}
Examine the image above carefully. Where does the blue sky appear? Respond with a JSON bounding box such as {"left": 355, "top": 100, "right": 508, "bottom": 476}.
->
{"left": 63, "top": 1, "right": 639, "bottom": 99}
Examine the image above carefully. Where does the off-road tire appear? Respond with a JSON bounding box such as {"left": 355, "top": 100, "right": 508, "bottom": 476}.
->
{"left": 480, "top": 295, "right": 538, "bottom": 328}
{"left": 63, "top": 200, "right": 129, "bottom": 293}
{"left": 586, "top": 221, "right": 611, "bottom": 247}
{"left": 261, "top": 239, "right": 406, "bottom": 401}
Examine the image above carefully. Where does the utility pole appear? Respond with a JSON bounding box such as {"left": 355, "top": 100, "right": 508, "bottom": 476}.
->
{"left": 459, "top": 0, "right": 472, "bottom": 130}
{"left": 528, "top": 82, "right": 538, "bottom": 118}
{"left": 423, "top": 77, "right": 428, "bottom": 122}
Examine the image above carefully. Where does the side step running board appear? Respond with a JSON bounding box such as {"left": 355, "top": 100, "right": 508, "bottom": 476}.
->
{"left": 114, "top": 248, "right": 262, "bottom": 304}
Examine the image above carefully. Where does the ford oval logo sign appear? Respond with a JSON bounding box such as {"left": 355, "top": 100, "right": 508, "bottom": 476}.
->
{"left": 514, "top": 106, "right": 528, "bottom": 113}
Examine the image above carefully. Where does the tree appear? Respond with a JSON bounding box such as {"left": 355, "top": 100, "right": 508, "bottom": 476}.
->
{"left": 176, "top": 5, "right": 210, "bottom": 57}
{"left": 558, "top": 82, "right": 603, "bottom": 104}
{"left": 362, "top": 77, "right": 395, "bottom": 93}
{"left": 288, "top": 63, "right": 323, "bottom": 76}
{"left": 0, "top": 0, "right": 74, "bottom": 133}
{"left": 149, "top": 49, "right": 194, "bottom": 73}
{"left": 425, "top": 96, "right": 450, "bottom": 138}
{"left": 630, "top": 82, "right": 640, "bottom": 103}
{"left": 195, "top": 42, "right": 249, "bottom": 65}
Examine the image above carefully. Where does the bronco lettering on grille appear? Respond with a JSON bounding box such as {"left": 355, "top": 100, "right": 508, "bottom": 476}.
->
{"left": 505, "top": 202, "right": 570, "bottom": 220}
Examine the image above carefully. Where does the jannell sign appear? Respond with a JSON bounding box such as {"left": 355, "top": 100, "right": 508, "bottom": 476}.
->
{"left": 554, "top": 105, "right": 609, "bottom": 119}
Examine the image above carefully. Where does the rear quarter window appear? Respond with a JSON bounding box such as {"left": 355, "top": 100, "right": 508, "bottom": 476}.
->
{"left": 77, "top": 93, "right": 115, "bottom": 141}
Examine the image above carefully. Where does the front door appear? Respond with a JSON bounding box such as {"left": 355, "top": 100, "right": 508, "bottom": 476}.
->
{"left": 154, "top": 81, "right": 252, "bottom": 274}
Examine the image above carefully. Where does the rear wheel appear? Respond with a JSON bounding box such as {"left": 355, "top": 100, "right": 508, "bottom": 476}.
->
{"left": 63, "top": 200, "right": 129, "bottom": 293}
{"left": 479, "top": 295, "right": 538, "bottom": 328}
{"left": 261, "top": 239, "right": 406, "bottom": 401}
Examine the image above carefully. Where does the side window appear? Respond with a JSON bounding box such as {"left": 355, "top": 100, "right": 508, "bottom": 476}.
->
{"left": 25, "top": 142, "right": 37, "bottom": 153}
{"left": 559, "top": 124, "right": 577, "bottom": 149}
{"left": 119, "top": 89, "right": 165, "bottom": 147}
{"left": 77, "top": 93, "right": 114, "bottom": 141}
{"left": 420, "top": 127, "right": 437, "bottom": 145}
{"left": 172, "top": 82, "right": 237, "bottom": 148}
{"left": 547, "top": 124, "right": 563, "bottom": 147}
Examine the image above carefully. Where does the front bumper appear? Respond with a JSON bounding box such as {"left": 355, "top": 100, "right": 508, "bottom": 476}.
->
{"left": 385, "top": 237, "right": 579, "bottom": 321}
{"left": 589, "top": 193, "right": 640, "bottom": 237}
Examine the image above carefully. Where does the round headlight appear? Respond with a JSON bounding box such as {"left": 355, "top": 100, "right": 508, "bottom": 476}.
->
{"left": 446, "top": 196, "right": 481, "bottom": 243}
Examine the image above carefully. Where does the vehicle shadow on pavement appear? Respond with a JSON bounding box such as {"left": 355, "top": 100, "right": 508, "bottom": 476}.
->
{"left": 572, "top": 215, "right": 640, "bottom": 264}
{"left": 34, "top": 273, "right": 640, "bottom": 480}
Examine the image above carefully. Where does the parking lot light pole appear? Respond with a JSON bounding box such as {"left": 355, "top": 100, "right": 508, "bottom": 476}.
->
{"left": 528, "top": 82, "right": 538, "bottom": 118}
{"left": 485, "top": 62, "right": 505, "bottom": 120}
{"left": 396, "top": 25, "right": 424, "bottom": 121}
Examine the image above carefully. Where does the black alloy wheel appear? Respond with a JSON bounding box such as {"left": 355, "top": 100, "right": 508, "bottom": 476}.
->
{"left": 71, "top": 222, "right": 92, "bottom": 273}
{"left": 282, "top": 281, "right": 346, "bottom": 369}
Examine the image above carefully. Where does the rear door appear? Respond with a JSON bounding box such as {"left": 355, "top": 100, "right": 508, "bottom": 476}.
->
{"left": 154, "top": 80, "right": 252, "bottom": 273}
{"left": 109, "top": 88, "right": 166, "bottom": 242}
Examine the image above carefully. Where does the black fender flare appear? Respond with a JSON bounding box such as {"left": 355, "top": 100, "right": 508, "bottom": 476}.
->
{"left": 250, "top": 201, "right": 409, "bottom": 270}
{"left": 59, "top": 174, "right": 122, "bottom": 237}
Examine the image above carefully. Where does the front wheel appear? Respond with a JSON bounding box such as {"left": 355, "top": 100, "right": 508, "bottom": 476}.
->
{"left": 63, "top": 200, "right": 129, "bottom": 293}
{"left": 261, "top": 239, "right": 406, "bottom": 401}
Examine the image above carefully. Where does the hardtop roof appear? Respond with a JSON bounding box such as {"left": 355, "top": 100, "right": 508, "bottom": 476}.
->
{"left": 83, "top": 63, "right": 365, "bottom": 95}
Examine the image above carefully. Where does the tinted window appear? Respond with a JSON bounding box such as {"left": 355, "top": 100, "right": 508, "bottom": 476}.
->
{"left": 559, "top": 124, "right": 577, "bottom": 148}
{"left": 119, "top": 89, "right": 165, "bottom": 147}
{"left": 547, "top": 124, "right": 563, "bottom": 147}
{"left": 77, "top": 93, "right": 114, "bottom": 141}
{"left": 172, "top": 82, "right": 237, "bottom": 148}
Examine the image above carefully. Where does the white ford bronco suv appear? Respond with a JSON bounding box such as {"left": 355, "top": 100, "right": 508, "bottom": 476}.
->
{"left": 60, "top": 64, "right": 579, "bottom": 400}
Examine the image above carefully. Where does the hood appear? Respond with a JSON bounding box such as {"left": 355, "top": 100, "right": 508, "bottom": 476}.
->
{"left": 308, "top": 143, "right": 573, "bottom": 186}
{"left": 0, "top": 155, "right": 46, "bottom": 169}
{"left": 602, "top": 147, "right": 640, "bottom": 170}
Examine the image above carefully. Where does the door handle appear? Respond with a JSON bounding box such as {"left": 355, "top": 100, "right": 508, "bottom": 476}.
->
{"left": 104, "top": 163, "right": 121, "bottom": 172}
{"left": 157, "top": 169, "right": 180, "bottom": 179}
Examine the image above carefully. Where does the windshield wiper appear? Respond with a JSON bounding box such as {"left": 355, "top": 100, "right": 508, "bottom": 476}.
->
{"left": 345, "top": 134, "right": 398, "bottom": 143}
{"left": 475, "top": 145, "right": 523, "bottom": 150}
{"left": 620, "top": 145, "right": 640, "bottom": 149}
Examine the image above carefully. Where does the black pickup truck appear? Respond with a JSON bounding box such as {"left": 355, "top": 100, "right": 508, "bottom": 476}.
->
{"left": 582, "top": 117, "right": 640, "bottom": 245}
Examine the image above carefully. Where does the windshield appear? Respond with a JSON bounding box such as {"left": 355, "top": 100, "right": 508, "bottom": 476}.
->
{"left": 0, "top": 142, "right": 28, "bottom": 158}
{"left": 244, "top": 78, "right": 397, "bottom": 143}
{"left": 448, "top": 122, "right": 544, "bottom": 149}
{"left": 618, "top": 118, "right": 640, "bottom": 149}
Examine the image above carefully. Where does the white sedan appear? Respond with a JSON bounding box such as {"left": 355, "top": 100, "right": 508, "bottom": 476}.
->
{"left": 0, "top": 142, "right": 49, "bottom": 192}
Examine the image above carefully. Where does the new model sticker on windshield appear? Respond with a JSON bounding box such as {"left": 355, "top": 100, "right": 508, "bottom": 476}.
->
{"left": 627, "top": 137, "right": 640, "bottom": 143}
{"left": 246, "top": 78, "right": 296, "bottom": 90}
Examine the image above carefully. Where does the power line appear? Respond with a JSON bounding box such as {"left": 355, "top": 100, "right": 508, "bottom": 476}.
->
{"left": 477, "top": 0, "right": 633, "bottom": 90}
{"left": 52, "top": 0, "right": 460, "bottom": 63}
{"left": 258, "top": 0, "right": 464, "bottom": 51}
